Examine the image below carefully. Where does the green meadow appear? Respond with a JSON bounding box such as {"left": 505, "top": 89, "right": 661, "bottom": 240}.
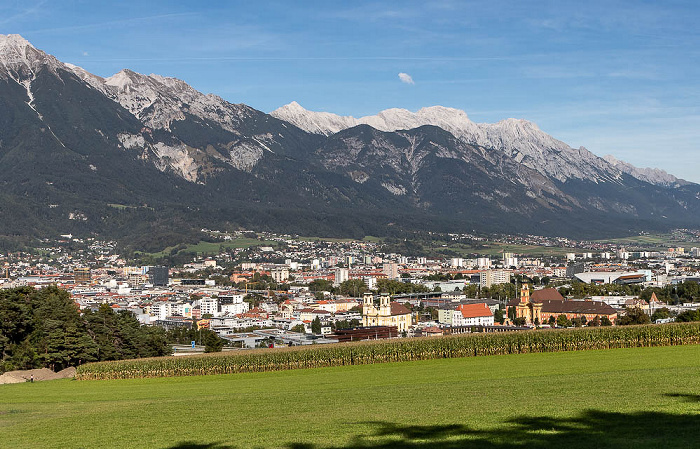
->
{"left": 1, "top": 345, "right": 699, "bottom": 448}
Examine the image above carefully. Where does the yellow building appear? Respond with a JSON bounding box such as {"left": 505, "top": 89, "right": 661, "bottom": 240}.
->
{"left": 362, "top": 293, "right": 412, "bottom": 332}
{"left": 514, "top": 284, "right": 542, "bottom": 325}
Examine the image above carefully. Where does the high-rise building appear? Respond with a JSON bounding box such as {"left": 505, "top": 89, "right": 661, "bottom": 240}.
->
{"left": 199, "top": 298, "right": 219, "bottom": 317}
{"left": 74, "top": 267, "right": 91, "bottom": 284}
{"left": 148, "top": 266, "right": 169, "bottom": 286}
{"left": 382, "top": 263, "right": 400, "bottom": 280}
{"left": 334, "top": 267, "right": 349, "bottom": 286}
{"left": 477, "top": 258, "right": 491, "bottom": 269}
{"left": 479, "top": 270, "right": 511, "bottom": 288}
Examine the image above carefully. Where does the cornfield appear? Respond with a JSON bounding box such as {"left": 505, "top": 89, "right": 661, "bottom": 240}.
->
{"left": 76, "top": 322, "right": 700, "bottom": 380}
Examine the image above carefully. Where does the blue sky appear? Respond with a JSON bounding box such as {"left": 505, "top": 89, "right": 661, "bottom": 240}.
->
{"left": 3, "top": 0, "right": 700, "bottom": 181}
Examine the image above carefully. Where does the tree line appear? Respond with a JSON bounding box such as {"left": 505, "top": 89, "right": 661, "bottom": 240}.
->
{"left": 0, "top": 286, "right": 171, "bottom": 373}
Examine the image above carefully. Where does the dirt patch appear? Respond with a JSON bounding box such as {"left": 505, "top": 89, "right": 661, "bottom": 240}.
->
{"left": 0, "top": 367, "right": 76, "bottom": 385}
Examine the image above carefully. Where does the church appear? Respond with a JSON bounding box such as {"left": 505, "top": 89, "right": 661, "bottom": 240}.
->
{"left": 508, "top": 286, "right": 618, "bottom": 326}
{"left": 362, "top": 292, "right": 412, "bottom": 332}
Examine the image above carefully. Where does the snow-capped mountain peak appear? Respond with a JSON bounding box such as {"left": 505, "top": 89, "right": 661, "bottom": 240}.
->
{"left": 271, "top": 102, "right": 617, "bottom": 182}
{"left": 0, "top": 33, "right": 63, "bottom": 78}
{"left": 271, "top": 102, "right": 359, "bottom": 136}
{"left": 603, "top": 155, "right": 686, "bottom": 187}
{"left": 0, "top": 34, "right": 34, "bottom": 53}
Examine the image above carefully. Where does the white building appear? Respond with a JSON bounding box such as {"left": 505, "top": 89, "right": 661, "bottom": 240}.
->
{"left": 479, "top": 270, "right": 511, "bottom": 288}
{"left": 363, "top": 276, "right": 377, "bottom": 290}
{"left": 445, "top": 303, "right": 494, "bottom": 327}
{"left": 200, "top": 297, "right": 219, "bottom": 317}
{"left": 152, "top": 302, "right": 173, "bottom": 320}
{"left": 174, "top": 302, "right": 192, "bottom": 318}
{"left": 334, "top": 267, "right": 349, "bottom": 286}
{"left": 271, "top": 268, "right": 290, "bottom": 283}
{"left": 219, "top": 294, "right": 249, "bottom": 315}
{"left": 477, "top": 258, "right": 491, "bottom": 269}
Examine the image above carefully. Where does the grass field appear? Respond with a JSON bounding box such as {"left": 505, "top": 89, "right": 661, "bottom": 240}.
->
{"left": 296, "top": 235, "right": 383, "bottom": 243}
{"left": 421, "top": 240, "right": 578, "bottom": 257}
{"left": 593, "top": 232, "right": 700, "bottom": 250}
{"left": 1, "top": 345, "right": 699, "bottom": 448}
{"left": 141, "top": 238, "right": 278, "bottom": 258}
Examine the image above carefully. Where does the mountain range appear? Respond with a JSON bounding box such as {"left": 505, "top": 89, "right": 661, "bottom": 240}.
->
{"left": 0, "top": 34, "right": 698, "bottom": 251}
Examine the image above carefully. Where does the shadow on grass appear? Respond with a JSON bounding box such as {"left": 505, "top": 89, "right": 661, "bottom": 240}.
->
{"left": 285, "top": 404, "right": 700, "bottom": 448}
{"left": 166, "top": 393, "right": 699, "bottom": 449}
{"left": 168, "top": 443, "right": 234, "bottom": 449}
{"left": 663, "top": 392, "right": 700, "bottom": 402}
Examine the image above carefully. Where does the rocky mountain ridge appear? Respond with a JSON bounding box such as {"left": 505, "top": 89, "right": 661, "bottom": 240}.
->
{"left": 0, "top": 33, "right": 698, "bottom": 247}
{"left": 271, "top": 102, "right": 680, "bottom": 186}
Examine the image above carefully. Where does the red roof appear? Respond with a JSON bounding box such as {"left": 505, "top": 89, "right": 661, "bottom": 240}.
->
{"left": 531, "top": 288, "right": 565, "bottom": 301}
{"left": 390, "top": 302, "right": 411, "bottom": 316}
{"left": 458, "top": 303, "right": 492, "bottom": 319}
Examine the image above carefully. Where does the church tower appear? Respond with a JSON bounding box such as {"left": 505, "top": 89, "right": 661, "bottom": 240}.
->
{"left": 519, "top": 283, "right": 530, "bottom": 304}
{"left": 379, "top": 293, "right": 390, "bottom": 317}
{"left": 363, "top": 292, "right": 374, "bottom": 315}
{"left": 515, "top": 283, "right": 532, "bottom": 324}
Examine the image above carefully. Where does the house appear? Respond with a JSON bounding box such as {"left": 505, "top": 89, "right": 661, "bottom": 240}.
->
{"left": 452, "top": 303, "right": 494, "bottom": 327}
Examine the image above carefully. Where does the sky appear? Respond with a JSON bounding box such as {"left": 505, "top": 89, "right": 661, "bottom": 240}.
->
{"left": 3, "top": 0, "right": 700, "bottom": 181}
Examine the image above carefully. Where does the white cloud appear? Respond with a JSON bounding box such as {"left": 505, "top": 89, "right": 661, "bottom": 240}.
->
{"left": 398, "top": 72, "right": 415, "bottom": 84}
{"left": 82, "top": 51, "right": 89, "bottom": 56}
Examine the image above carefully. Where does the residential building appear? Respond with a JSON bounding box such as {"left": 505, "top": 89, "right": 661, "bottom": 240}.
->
{"left": 479, "top": 270, "right": 511, "bottom": 288}
{"left": 451, "top": 303, "right": 494, "bottom": 327}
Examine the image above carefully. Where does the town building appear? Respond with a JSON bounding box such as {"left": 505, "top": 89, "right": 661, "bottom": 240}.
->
{"left": 73, "top": 267, "right": 91, "bottom": 284}
{"left": 479, "top": 269, "right": 511, "bottom": 288}
{"left": 450, "top": 303, "right": 494, "bottom": 327}
{"left": 362, "top": 292, "right": 412, "bottom": 332}
{"left": 508, "top": 287, "right": 618, "bottom": 325}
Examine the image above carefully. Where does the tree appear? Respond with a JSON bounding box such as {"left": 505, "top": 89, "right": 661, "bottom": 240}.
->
{"left": 204, "top": 330, "right": 224, "bottom": 353}
{"left": 617, "top": 308, "right": 651, "bottom": 326}
{"left": 0, "top": 286, "right": 171, "bottom": 373}
{"left": 337, "top": 279, "right": 367, "bottom": 297}
{"left": 548, "top": 315, "right": 556, "bottom": 327}
{"left": 675, "top": 309, "right": 700, "bottom": 322}
{"left": 513, "top": 317, "right": 527, "bottom": 326}
{"left": 651, "top": 307, "right": 671, "bottom": 322}
{"left": 311, "top": 317, "right": 322, "bottom": 334}
{"left": 291, "top": 324, "right": 306, "bottom": 334}
{"left": 376, "top": 279, "right": 428, "bottom": 295}
{"left": 600, "top": 316, "right": 613, "bottom": 326}
{"left": 588, "top": 316, "right": 601, "bottom": 327}
{"left": 309, "top": 279, "right": 334, "bottom": 293}
{"left": 494, "top": 309, "right": 505, "bottom": 324}
{"left": 557, "top": 314, "right": 571, "bottom": 328}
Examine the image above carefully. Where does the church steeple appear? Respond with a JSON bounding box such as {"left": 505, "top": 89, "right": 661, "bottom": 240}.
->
{"left": 519, "top": 283, "right": 530, "bottom": 304}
